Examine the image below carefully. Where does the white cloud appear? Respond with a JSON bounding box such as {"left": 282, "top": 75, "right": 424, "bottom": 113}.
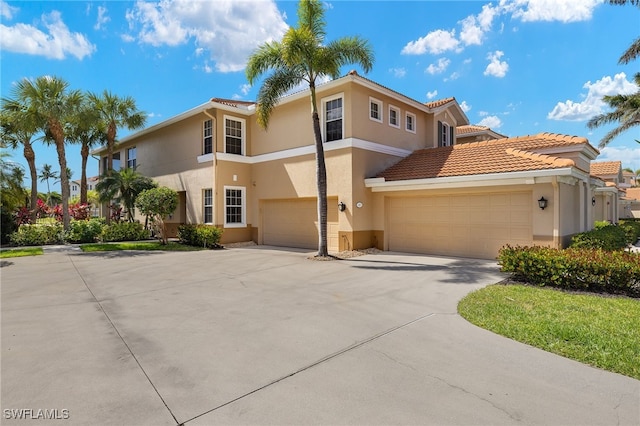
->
{"left": 547, "top": 72, "right": 638, "bottom": 121}
{"left": 478, "top": 110, "right": 489, "bottom": 117}
{"left": 0, "top": 10, "right": 96, "bottom": 60}
{"left": 240, "top": 83, "right": 251, "bottom": 96}
{"left": 484, "top": 50, "right": 509, "bottom": 78}
{"left": 401, "top": 29, "right": 460, "bottom": 55}
{"left": 426, "top": 58, "right": 450, "bottom": 75}
{"left": 477, "top": 115, "right": 502, "bottom": 128}
{"left": 459, "top": 3, "right": 498, "bottom": 46}
{"left": 444, "top": 71, "right": 460, "bottom": 82}
{"left": 1, "top": 0, "right": 17, "bottom": 19}
{"left": 460, "top": 100, "right": 471, "bottom": 113}
{"left": 426, "top": 90, "right": 438, "bottom": 99}
{"left": 126, "top": 0, "right": 288, "bottom": 73}
{"left": 503, "top": 0, "right": 602, "bottom": 23}
{"left": 389, "top": 67, "right": 406, "bottom": 78}
{"left": 94, "top": 6, "right": 110, "bottom": 30}
{"left": 599, "top": 146, "right": 640, "bottom": 169}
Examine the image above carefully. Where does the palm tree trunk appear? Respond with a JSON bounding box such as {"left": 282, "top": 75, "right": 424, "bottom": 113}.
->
{"left": 106, "top": 121, "right": 116, "bottom": 172}
{"left": 23, "top": 141, "right": 38, "bottom": 221}
{"left": 80, "top": 142, "right": 88, "bottom": 204}
{"left": 310, "top": 85, "right": 328, "bottom": 257}
{"left": 50, "top": 121, "right": 71, "bottom": 230}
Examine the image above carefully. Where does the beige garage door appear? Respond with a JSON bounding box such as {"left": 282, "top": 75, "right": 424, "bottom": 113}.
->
{"left": 262, "top": 198, "right": 339, "bottom": 252}
{"left": 388, "top": 192, "right": 533, "bottom": 259}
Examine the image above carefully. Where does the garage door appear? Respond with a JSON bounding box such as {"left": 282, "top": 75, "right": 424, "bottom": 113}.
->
{"left": 262, "top": 198, "right": 339, "bottom": 252}
{"left": 388, "top": 192, "right": 533, "bottom": 259}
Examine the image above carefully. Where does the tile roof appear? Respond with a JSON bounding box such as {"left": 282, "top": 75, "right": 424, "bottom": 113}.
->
{"left": 590, "top": 161, "right": 622, "bottom": 176}
{"left": 424, "top": 97, "right": 455, "bottom": 109}
{"left": 626, "top": 188, "right": 640, "bottom": 200}
{"left": 210, "top": 98, "right": 255, "bottom": 108}
{"left": 456, "top": 125, "right": 491, "bottom": 135}
{"left": 377, "top": 132, "right": 590, "bottom": 181}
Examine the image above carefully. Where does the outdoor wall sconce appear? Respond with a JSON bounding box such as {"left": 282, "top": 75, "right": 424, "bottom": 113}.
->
{"left": 592, "top": 196, "right": 596, "bottom": 206}
{"left": 338, "top": 201, "right": 346, "bottom": 212}
{"left": 538, "top": 196, "right": 548, "bottom": 210}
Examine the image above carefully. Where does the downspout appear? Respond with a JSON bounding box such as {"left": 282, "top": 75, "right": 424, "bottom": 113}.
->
{"left": 552, "top": 176, "right": 560, "bottom": 248}
{"left": 203, "top": 109, "right": 218, "bottom": 227}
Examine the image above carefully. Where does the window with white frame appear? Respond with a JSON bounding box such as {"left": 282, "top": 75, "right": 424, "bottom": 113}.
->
{"left": 203, "top": 119, "right": 213, "bottom": 154}
{"left": 388, "top": 105, "right": 400, "bottom": 128}
{"left": 127, "top": 146, "right": 137, "bottom": 169}
{"left": 405, "top": 112, "right": 416, "bottom": 133}
{"left": 438, "top": 121, "right": 454, "bottom": 147}
{"left": 203, "top": 189, "right": 213, "bottom": 224}
{"left": 224, "top": 116, "right": 245, "bottom": 155}
{"left": 224, "top": 186, "right": 245, "bottom": 227}
{"left": 324, "top": 95, "right": 343, "bottom": 142}
{"left": 369, "top": 97, "right": 382, "bottom": 123}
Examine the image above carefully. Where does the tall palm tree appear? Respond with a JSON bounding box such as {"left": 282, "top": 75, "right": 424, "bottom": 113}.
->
{"left": 67, "top": 97, "right": 105, "bottom": 204}
{"left": 0, "top": 100, "right": 40, "bottom": 220}
{"left": 88, "top": 90, "right": 146, "bottom": 173}
{"left": 95, "top": 167, "right": 156, "bottom": 222}
{"left": 587, "top": 73, "right": 640, "bottom": 148}
{"left": 39, "top": 163, "right": 59, "bottom": 207}
{"left": 13, "top": 76, "right": 82, "bottom": 230}
{"left": 246, "top": 0, "right": 374, "bottom": 256}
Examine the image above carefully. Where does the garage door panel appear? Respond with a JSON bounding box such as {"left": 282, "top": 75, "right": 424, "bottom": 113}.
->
{"left": 388, "top": 192, "right": 533, "bottom": 259}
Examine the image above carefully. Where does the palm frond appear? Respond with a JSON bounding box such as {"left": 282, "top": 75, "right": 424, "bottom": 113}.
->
{"left": 256, "top": 68, "right": 305, "bottom": 129}
{"left": 619, "top": 37, "right": 640, "bottom": 65}
{"left": 326, "top": 37, "right": 375, "bottom": 74}
{"left": 246, "top": 41, "right": 286, "bottom": 84}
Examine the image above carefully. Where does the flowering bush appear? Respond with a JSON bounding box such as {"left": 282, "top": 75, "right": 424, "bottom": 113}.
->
{"left": 14, "top": 207, "right": 33, "bottom": 226}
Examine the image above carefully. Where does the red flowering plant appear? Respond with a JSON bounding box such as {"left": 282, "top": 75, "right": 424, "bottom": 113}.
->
{"left": 14, "top": 207, "right": 33, "bottom": 226}
{"left": 69, "top": 203, "right": 91, "bottom": 220}
{"left": 109, "top": 204, "right": 123, "bottom": 223}
{"left": 35, "top": 199, "right": 52, "bottom": 219}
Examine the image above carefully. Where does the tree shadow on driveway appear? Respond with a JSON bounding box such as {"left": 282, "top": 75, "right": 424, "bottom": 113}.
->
{"left": 69, "top": 250, "right": 167, "bottom": 259}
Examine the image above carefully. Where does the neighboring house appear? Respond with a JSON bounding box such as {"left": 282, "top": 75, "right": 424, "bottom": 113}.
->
{"left": 93, "top": 71, "right": 603, "bottom": 259}
{"left": 455, "top": 125, "right": 506, "bottom": 144}
{"left": 69, "top": 176, "right": 100, "bottom": 216}
{"left": 590, "top": 161, "right": 624, "bottom": 222}
{"left": 624, "top": 187, "right": 640, "bottom": 219}
{"left": 622, "top": 170, "right": 636, "bottom": 188}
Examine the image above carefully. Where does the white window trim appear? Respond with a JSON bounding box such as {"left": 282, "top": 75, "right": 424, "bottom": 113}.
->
{"left": 442, "top": 121, "right": 450, "bottom": 147}
{"left": 223, "top": 115, "right": 246, "bottom": 156}
{"left": 388, "top": 105, "right": 400, "bottom": 129}
{"left": 203, "top": 119, "right": 213, "bottom": 155}
{"left": 321, "top": 92, "right": 344, "bottom": 142}
{"left": 203, "top": 188, "right": 213, "bottom": 224}
{"left": 405, "top": 112, "right": 416, "bottom": 134}
{"left": 369, "top": 96, "right": 383, "bottom": 123}
{"left": 223, "top": 185, "right": 246, "bottom": 228}
{"left": 127, "top": 146, "right": 137, "bottom": 169}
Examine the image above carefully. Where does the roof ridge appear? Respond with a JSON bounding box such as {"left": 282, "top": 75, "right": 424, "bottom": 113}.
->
{"left": 505, "top": 147, "right": 575, "bottom": 167}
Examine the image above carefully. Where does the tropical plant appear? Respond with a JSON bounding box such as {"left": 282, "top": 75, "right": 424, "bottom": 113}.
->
{"left": 38, "top": 163, "right": 59, "bottom": 206}
{"left": 12, "top": 76, "right": 82, "bottom": 230}
{"left": 95, "top": 167, "right": 157, "bottom": 222}
{"left": 88, "top": 90, "right": 146, "bottom": 173}
{"left": 0, "top": 100, "right": 39, "bottom": 220}
{"left": 246, "top": 0, "right": 374, "bottom": 256}
{"left": 0, "top": 150, "right": 26, "bottom": 211}
{"left": 135, "top": 187, "right": 178, "bottom": 244}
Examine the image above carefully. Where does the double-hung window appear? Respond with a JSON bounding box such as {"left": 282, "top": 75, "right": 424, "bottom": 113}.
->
{"left": 224, "top": 116, "right": 244, "bottom": 155}
{"left": 203, "top": 189, "right": 213, "bottom": 224}
{"left": 224, "top": 186, "right": 245, "bottom": 227}
{"left": 369, "top": 97, "right": 382, "bottom": 123}
{"left": 405, "top": 112, "right": 416, "bottom": 133}
{"left": 324, "top": 96, "right": 343, "bottom": 142}
{"left": 127, "top": 147, "right": 137, "bottom": 169}
{"left": 388, "top": 105, "right": 400, "bottom": 128}
{"left": 203, "top": 119, "right": 213, "bottom": 155}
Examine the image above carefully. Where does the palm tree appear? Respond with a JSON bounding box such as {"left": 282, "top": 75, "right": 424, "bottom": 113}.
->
{"left": 587, "top": 73, "right": 640, "bottom": 148}
{"left": 39, "top": 164, "right": 59, "bottom": 207}
{"left": 0, "top": 100, "right": 40, "bottom": 219}
{"left": 246, "top": 0, "right": 374, "bottom": 256}
{"left": 0, "top": 150, "right": 26, "bottom": 211}
{"left": 96, "top": 167, "right": 156, "bottom": 222}
{"left": 88, "top": 90, "right": 146, "bottom": 173}
{"left": 67, "top": 97, "right": 105, "bottom": 204}
{"left": 13, "top": 76, "right": 82, "bottom": 230}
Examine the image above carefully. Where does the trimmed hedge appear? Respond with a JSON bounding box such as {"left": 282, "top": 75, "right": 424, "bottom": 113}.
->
{"left": 65, "top": 218, "right": 105, "bottom": 243}
{"left": 570, "top": 225, "right": 628, "bottom": 250}
{"left": 620, "top": 220, "right": 640, "bottom": 245}
{"left": 177, "top": 224, "right": 223, "bottom": 248}
{"left": 10, "top": 223, "right": 64, "bottom": 246}
{"left": 101, "top": 222, "right": 150, "bottom": 242}
{"left": 498, "top": 245, "right": 640, "bottom": 296}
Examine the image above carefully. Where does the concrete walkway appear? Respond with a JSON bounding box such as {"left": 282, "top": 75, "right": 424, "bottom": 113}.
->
{"left": 1, "top": 246, "right": 638, "bottom": 425}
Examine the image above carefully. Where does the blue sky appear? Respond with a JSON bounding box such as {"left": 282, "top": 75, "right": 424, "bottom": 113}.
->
{"left": 2, "top": 0, "right": 639, "bottom": 191}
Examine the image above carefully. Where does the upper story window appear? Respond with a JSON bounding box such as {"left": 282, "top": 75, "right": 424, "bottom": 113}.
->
{"left": 438, "top": 121, "right": 454, "bottom": 147}
{"left": 203, "top": 119, "right": 213, "bottom": 155}
{"left": 127, "top": 147, "right": 137, "bottom": 169}
{"left": 389, "top": 105, "right": 400, "bottom": 129}
{"left": 224, "top": 116, "right": 245, "bottom": 155}
{"left": 324, "top": 95, "right": 343, "bottom": 142}
{"left": 405, "top": 112, "right": 416, "bottom": 133}
{"left": 369, "top": 97, "right": 382, "bottom": 123}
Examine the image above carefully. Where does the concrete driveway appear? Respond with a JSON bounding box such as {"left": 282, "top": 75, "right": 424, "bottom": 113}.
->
{"left": 2, "top": 246, "right": 638, "bottom": 425}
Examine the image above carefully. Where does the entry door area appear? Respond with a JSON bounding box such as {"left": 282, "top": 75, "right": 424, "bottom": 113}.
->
{"left": 387, "top": 192, "right": 533, "bottom": 259}
{"left": 262, "top": 198, "right": 339, "bottom": 252}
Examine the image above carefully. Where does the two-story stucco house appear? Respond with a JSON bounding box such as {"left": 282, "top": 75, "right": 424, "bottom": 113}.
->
{"left": 94, "top": 71, "right": 606, "bottom": 259}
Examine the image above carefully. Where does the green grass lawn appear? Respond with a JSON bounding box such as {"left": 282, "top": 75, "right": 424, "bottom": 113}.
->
{"left": 458, "top": 284, "right": 640, "bottom": 380}
{"left": 80, "top": 241, "right": 205, "bottom": 252}
{"left": 0, "top": 247, "right": 44, "bottom": 258}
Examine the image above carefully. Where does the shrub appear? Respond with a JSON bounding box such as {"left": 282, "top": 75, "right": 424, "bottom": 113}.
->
{"left": 1, "top": 207, "right": 16, "bottom": 245}
{"left": 9, "top": 223, "right": 64, "bottom": 246}
{"left": 498, "top": 245, "right": 640, "bottom": 296}
{"left": 136, "top": 187, "right": 178, "bottom": 244}
{"left": 620, "top": 220, "right": 640, "bottom": 245}
{"left": 101, "top": 222, "right": 150, "bottom": 242}
{"left": 65, "top": 218, "right": 105, "bottom": 243}
{"left": 178, "top": 224, "right": 223, "bottom": 248}
{"left": 569, "top": 225, "right": 628, "bottom": 251}
{"left": 593, "top": 220, "right": 611, "bottom": 230}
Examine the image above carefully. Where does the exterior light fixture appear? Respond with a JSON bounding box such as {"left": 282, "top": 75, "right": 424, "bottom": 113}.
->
{"left": 538, "top": 196, "right": 548, "bottom": 210}
{"left": 338, "top": 201, "right": 346, "bottom": 212}
{"left": 592, "top": 196, "right": 596, "bottom": 206}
